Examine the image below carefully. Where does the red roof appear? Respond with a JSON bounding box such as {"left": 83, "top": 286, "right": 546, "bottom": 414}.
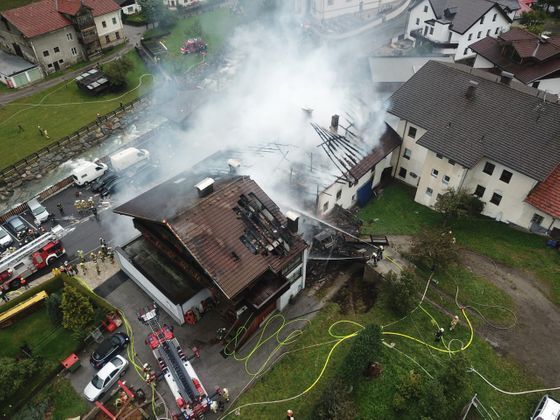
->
{"left": 2, "top": 0, "right": 120, "bottom": 38}
{"left": 526, "top": 165, "right": 560, "bottom": 218}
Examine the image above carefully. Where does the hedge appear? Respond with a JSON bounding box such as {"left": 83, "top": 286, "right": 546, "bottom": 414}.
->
{"left": 0, "top": 275, "right": 64, "bottom": 314}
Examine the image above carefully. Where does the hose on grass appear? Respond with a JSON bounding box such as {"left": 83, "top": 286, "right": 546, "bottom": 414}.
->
{"left": 468, "top": 367, "right": 560, "bottom": 395}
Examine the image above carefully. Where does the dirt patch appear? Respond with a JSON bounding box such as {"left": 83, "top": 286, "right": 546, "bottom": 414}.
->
{"left": 332, "top": 263, "right": 377, "bottom": 314}
{"left": 460, "top": 249, "right": 560, "bottom": 385}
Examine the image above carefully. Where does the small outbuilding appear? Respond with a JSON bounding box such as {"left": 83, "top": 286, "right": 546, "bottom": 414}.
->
{"left": 0, "top": 49, "right": 43, "bottom": 88}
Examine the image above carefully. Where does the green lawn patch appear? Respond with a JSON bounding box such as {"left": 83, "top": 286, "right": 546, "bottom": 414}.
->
{"left": 0, "top": 49, "right": 153, "bottom": 170}
{"left": 0, "top": 0, "right": 35, "bottom": 11}
{"left": 359, "top": 182, "right": 560, "bottom": 304}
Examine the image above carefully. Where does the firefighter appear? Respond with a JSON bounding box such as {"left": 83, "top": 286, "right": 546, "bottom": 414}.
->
{"left": 79, "top": 262, "right": 87, "bottom": 274}
{"left": 98, "top": 249, "right": 105, "bottom": 263}
{"left": 99, "top": 236, "right": 106, "bottom": 246}
{"left": 74, "top": 200, "right": 81, "bottom": 214}
{"left": 449, "top": 315, "right": 459, "bottom": 331}
{"left": 435, "top": 327, "right": 445, "bottom": 342}
{"left": 287, "top": 409, "right": 295, "bottom": 420}
{"left": 77, "top": 249, "right": 85, "bottom": 263}
{"left": 95, "top": 261, "right": 101, "bottom": 275}
{"left": 0, "top": 288, "right": 9, "bottom": 302}
{"left": 56, "top": 202, "right": 64, "bottom": 215}
{"left": 221, "top": 387, "right": 230, "bottom": 402}
{"left": 88, "top": 196, "right": 95, "bottom": 209}
{"left": 100, "top": 243, "right": 107, "bottom": 256}
{"left": 90, "top": 252, "right": 97, "bottom": 263}
{"left": 107, "top": 247, "right": 115, "bottom": 264}
{"left": 20, "top": 277, "right": 30, "bottom": 289}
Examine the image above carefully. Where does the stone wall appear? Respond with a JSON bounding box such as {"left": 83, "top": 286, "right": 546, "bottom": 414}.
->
{"left": 0, "top": 96, "right": 151, "bottom": 204}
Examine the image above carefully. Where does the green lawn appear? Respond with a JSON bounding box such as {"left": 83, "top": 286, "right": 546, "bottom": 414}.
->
{"left": 359, "top": 182, "right": 560, "bottom": 304}
{"left": 0, "top": 49, "right": 153, "bottom": 170}
{"left": 233, "top": 299, "right": 548, "bottom": 419}
{"left": 157, "top": 9, "right": 240, "bottom": 74}
{"left": 0, "top": 0, "right": 35, "bottom": 11}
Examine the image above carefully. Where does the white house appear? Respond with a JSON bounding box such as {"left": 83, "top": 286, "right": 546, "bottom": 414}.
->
{"left": 386, "top": 60, "right": 560, "bottom": 233}
{"left": 291, "top": 0, "right": 399, "bottom": 21}
{"left": 115, "top": 0, "right": 142, "bottom": 15}
{"left": 405, "top": 0, "right": 518, "bottom": 61}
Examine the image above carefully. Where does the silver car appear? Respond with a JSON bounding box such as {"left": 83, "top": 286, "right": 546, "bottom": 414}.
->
{"left": 0, "top": 226, "right": 12, "bottom": 249}
{"left": 83, "top": 355, "right": 129, "bottom": 402}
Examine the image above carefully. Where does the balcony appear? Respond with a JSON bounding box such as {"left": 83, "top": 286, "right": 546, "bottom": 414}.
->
{"left": 409, "top": 29, "right": 458, "bottom": 49}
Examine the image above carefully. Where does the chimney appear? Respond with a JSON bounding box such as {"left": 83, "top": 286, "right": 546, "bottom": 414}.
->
{"left": 330, "top": 114, "right": 339, "bottom": 132}
{"left": 227, "top": 158, "right": 241, "bottom": 175}
{"left": 194, "top": 177, "right": 215, "bottom": 197}
{"left": 286, "top": 211, "right": 300, "bottom": 234}
{"left": 465, "top": 80, "right": 479, "bottom": 99}
{"left": 500, "top": 71, "right": 514, "bottom": 86}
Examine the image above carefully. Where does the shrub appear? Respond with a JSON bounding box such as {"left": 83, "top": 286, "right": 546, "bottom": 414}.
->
{"left": 61, "top": 285, "right": 94, "bottom": 333}
{"left": 340, "top": 324, "right": 382, "bottom": 384}
{"left": 409, "top": 229, "right": 459, "bottom": 272}
{"left": 435, "top": 188, "right": 484, "bottom": 223}
{"left": 392, "top": 370, "right": 423, "bottom": 412}
{"left": 0, "top": 357, "right": 41, "bottom": 404}
{"left": 385, "top": 269, "right": 417, "bottom": 317}
{"left": 315, "top": 380, "right": 357, "bottom": 420}
{"left": 45, "top": 293, "right": 62, "bottom": 326}
{"left": 103, "top": 56, "right": 133, "bottom": 90}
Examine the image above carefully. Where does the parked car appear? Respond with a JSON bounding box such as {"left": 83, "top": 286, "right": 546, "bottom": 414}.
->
{"left": 91, "top": 171, "right": 118, "bottom": 193}
{"left": 99, "top": 177, "right": 127, "bottom": 198}
{"left": 83, "top": 355, "right": 129, "bottom": 402}
{"left": 6, "top": 215, "right": 28, "bottom": 237}
{"left": 0, "top": 226, "right": 13, "bottom": 249}
{"left": 71, "top": 161, "right": 108, "bottom": 186}
{"left": 90, "top": 332, "right": 129, "bottom": 369}
{"left": 531, "top": 395, "right": 560, "bottom": 420}
{"left": 27, "top": 198, "right": 49, "bottom": 225}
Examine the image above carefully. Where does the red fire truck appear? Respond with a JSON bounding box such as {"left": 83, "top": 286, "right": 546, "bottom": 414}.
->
{"left": 0, "top": 227, "right": 65, "bottom": 291}
{"left": 138, "top": 305, "right": 219, "bottom": 419}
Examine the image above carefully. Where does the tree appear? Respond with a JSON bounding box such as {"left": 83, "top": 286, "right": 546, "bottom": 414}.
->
{"left": 0, "top": 357, "right": 40, "bottom": 403}
{"left": 61, "top": 285, "right": 94, "bottom": 332}
{"left": 103, "top": 56, "right": 133, "bottom": 90}
{"left": 520, "top": 9, "right": 547, "bottom": 33}
{"left": 434, "top": 188, "right": 483, "bottom": 224}
{"left": 46, "top": 292, "right": 63, "bottom": 326}
{"left": 409, "top": 228, "right": 459, "bottom": 272}
{"left": 137, "top": 0, "right": 165, "bottom": 28}
{"left": 340, "top": 324, "right": 382, "bottom": 384}
{"left": 385, "top": 269, "right": 417, "bottom": 316}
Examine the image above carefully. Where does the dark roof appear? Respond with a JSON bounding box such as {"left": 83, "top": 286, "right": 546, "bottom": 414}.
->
{"left": 115, "top": 176, "right": 308, "bottom": 299}
{"left": 426, "top": 0, "right": 513, "bottom": 34}
{"left": 350, "top": 124, "right": 401, "bottom": 180}
{"left": 470, "top": 28, "right": 560, "bottom": 83}
{"left": 526, "top": 165, "right": 560, "bottom": 218}
{"left": 2, "top": 0, "right": 120, "bottom": 38}
{"left": 387, "top": 60, "right": 560, "bottom": 181}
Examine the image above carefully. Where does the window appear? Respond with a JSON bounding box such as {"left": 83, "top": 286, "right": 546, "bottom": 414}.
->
{"left": 477, "top": 31, "right": 482, "bottom": 39}
{"left": 480, "top": 16, "right": 484, "bottom": 24}
{"left": 487, "top": 29, "right": 491, "bottom": 36}
{"left": 416, "top": 18, "right": 420, "bottom": 25}
{"left": 43, "top": 50, "right": 49, "bottom": 57}
{"left": 429, "top": 27, "right": 434, "bottom": 35}
{"left": 336, "top": 190, "right": 342, "bottom": 201}
{"left": 112, "top": 17, "right": 117, "bottom": 25}
{"left": 351, "top": 194, "right": 356, "bottom": 201}
{"left": 468, "top": 33, "right": 472, "bottom": 41}
{"left": 532, "top": 81, "right": 541, "bottom": 88}
{"left": 500, "top": 169, "right": 512, "bottom": 184}
{"left": 71, "top": 47, "right": 78, "bottom": 55}
{"left": 495, "top": 27, "right": 499, "bottom": 35}
{"left": 398, "top": 167, "right": 407, "bottom": 178}
{"left": 483, "top": 162, "right": 495, "bottom": 175}
{"left": 474, "top": 185, "right": 485, "bottom": 197}
{"left": 323, "top": 202, "right": 329, "bottom": 212}
{"left": 424, "top": 5, "right": 428, "bottom": 12}
{"left": 403, "top": 148, "right": 412, "bottom": 160}
{"left": 426, "top": 187, "right": 433, "bottom": 196}
{"left": 58, "top": 59, "right": 63, "bottom": 63}
{"left": 436, "top": 153, "right": 443, "bottom": 159}
{"left": 492, "top": 13, "right": 497, "bottom": 22}
{"left": 490, "top": 192, "right": 502, "bottom": 206}
{"left": 115, "top": 31, "right": 121, "bottom": 40}
{"left": 105, "top": 35, "right": 110, "bottom": 43}
{"left": 464, "top": 48, "right": 469, "bottom": 55}
{"left": 102, "top": 20, "right": 107, "bottom": 28}
{"left": 47, "top": 63, "right": 53, "bottom": 68}
{"left": 66, "top": 33, "right": 73, "bottom": 41}
{"left": 448, "top": 159, "right": 455, "bottom": 165}
{"left": 431, "top": 168, "right": 439, "bottom": 178}
{"left": 54, "top": 46, "right": 60, "bottom": 53}
{"left": 408, "top": 126, "right": 417, "bottom": 139}
{"left": 531, "top": 213, "right": 544, "bottom": 226}
{"left": 443, "top": 175, "right": 450, "bottom": 184}
{"left": 127, "top": 6, "right": 134, "bottom": 12}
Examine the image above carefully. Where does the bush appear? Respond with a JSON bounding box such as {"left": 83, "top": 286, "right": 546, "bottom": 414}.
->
{"left": 103, "top": 56, "right": 133, "bottom": 90}
{"left": 435, "top": 188, "right": 484, "bottom": 222}
{"left": 61, "top": 285, "right": 94, "bottom": 333}
{"left": 0, "top": 357, "right": 41, "bottom": 404}
{"left": 409, "top": 229, "right": 459, "bottom": 272}
{"left": 385, "top": 269, "right": 417, "bottom": 317}
{"left": 45, "top": 293, "right": 62, "bottom": 326}
{"left": 315, "top": 384, "right": 356, "bottom": 420}
{"left": 392, "top": 370, "right": 423, "bottom": 412}
{"left": 340, "top": 324, "right": 382, "bottom": 384}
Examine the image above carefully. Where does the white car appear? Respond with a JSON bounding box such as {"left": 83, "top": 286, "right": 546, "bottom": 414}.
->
{"left": 532, "top": 395, "right": 560, "bottom": 420}
{"left": 83, "top": 355, "right": 128, "bottom": 402}
{"left": 0, "top": 226, "right": 13, "bottom": 249}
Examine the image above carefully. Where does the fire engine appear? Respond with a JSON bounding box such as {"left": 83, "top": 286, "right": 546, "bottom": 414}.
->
{"left": 138, "top": 304, "right": 219, "bottom": 419}
{"left": 0, "top": 226, "right": 65, "bottom": 290}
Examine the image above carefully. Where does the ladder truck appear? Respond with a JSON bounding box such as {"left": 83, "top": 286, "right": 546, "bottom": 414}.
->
{"left": 138, "top": 304, "right": 220, "bottom": 419}
{"left": 0, "top": 226, "right": 65, "bottom": 291}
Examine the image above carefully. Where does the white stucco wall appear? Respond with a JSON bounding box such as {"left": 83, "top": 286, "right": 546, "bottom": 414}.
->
{"left": 277, "top": 249, "right": 307, "bottom": 311}
{"left": 181, "top": 288, "right": 212, "bottom": 313}
{"left": 94, "top": 11, "right": 125, "bottom": 46}
{"left": 116, "top": 248, "right": 185, "bottom": 324}
{"left": 392, "top": 118, "right": 429, "bottom": 187}
{"left": 29, "top": 27, "right": 84, "bottom": 73}
{"left": 473, "top": 54, "right": 495, "bottom": 68}
{"left": 406, "top": 0, "right": 435, "bottom": 39}
{"left": 122, "top": 3, "right": 142, "bottom": 14}
{"left": 533, "top": 77, "right": 560, "bottom": 94}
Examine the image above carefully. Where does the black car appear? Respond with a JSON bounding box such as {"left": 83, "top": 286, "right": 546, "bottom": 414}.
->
{"left": 91, "top": 171, "right": 118, "bottom": 193}
{"left": 90, "top": 332, "right": 129, "bottom": 369}
{"left": 6, "top": 215, "right": 28, "bottom": 237}
{"left": 99, "top": 177, "right": 126, "bottom": 198}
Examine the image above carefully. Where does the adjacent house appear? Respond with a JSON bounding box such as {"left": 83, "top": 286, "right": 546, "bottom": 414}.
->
{"left": 163, "top": 0, "right": 200, "bottom": 9}
{"left": 470, "top": 28, "right": 560, "bottom": 93}
{"left": 114, "top": 174, "right": 308, "bottom": 347}
{"left": 406, "top": 0, "right": 518, "bottom": 61}
{"left": 386, "top": 60, "right": 560, "bottom": 233}
{"left": 0, "top": 0, "right": 124, "bottom": 74}
{"left": 116, "top": 0, "right": 142, "bottom": 15}
{"left": 292, "top": 0, "right": 397, "bottom": 21}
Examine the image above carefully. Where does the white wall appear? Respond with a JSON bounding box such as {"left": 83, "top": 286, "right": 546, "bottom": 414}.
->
{"left": 116, "top": 248, "right": 185, "bottom": 324}
{"left": 392, "top": 118, "right": 429, "bottom": 187}
{"left": 94, "top": 10, "right": 125, "bottom": 47}
{"left": 473, "top": 54, "right": 495, "bottom": 68}
{"left": 122, "top": 3, "right": 142, "bottom": 15}
{"left": 406, "top": 0, "right": 435, "bottom": 40}
{"left": 311, "top": 0, "right": 397, "bottom": 20}
{"left": 276, "top": 250, "right": 307, "bottom": 311}
{"left": 534, "top": 77, "right": 560, "bottom": 94}
{"left": 181, "top": 288, "right": 212, "bottom": 313}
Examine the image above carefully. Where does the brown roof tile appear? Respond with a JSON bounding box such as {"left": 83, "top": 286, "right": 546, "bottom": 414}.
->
{"left": 526, "top": 165, "right": 560, "bottom": 218}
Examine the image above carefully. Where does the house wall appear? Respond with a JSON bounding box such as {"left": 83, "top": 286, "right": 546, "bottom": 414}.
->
{"left": 0, "top": 20, "right": 38, "bottom": 64}
{"left": 317, "top": 150, "right": 395, "bottom": 216}
{"left": 533, "top": 77, "right": 560, "bottom": 94}
{"left": 276, "top": 249, "right": 307, "bottom": 311}
{"left": 473, "top": 54, "right": 495, "bottom": 68}
{"left": 122, "top": 2, "right": 142, "bottom": 15}
{"left": 30, "top": 27, "right": 84, "bottom": 73}
{"left": 1, "top": 66, "right": 43, "bottom": 88}
{"left": 310, "top": 0, "right": 395, "bottom": 20}
{"left": 164, "top": 0, "right": 199, "bottom": 8}
{"left": 116, "top": 247, "right": 186, "bottom": 324}
{"left": 406, "top": 0, "right": 435, "bottom": 39}
{"left": 181, "top": 288, "right": 212, "bottom": 313}
{"left": 392, "top": 118, "right": 429, "bottom": 187}
{"left": 94, "top": 11, "right": 125, "bottom": 47}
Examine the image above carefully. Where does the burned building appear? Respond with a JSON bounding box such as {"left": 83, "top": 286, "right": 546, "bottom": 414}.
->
{"left": 114, "top": 175, "right": 308, "bottom": 339}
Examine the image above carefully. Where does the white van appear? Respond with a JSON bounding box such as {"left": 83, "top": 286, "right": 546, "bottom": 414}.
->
{"left": 71, "top": 161, "right": 108, "bottom": 186}
{"left": 27, "top": 197, "right": 49, "bottom": 224}
{"left": 109, "top": 148, "right": 150, "bottom": 173}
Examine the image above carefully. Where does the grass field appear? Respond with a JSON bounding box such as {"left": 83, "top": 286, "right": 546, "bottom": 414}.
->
{"left": 0, "top": 49, "right": 153, "bottom": 170}
{"left": 157, "top": 9, "right": 240, "bottom": 74}
{"left": 0, "top": 0, "right": 34, "bottom": 11}
{"left": 359, "top": 182, "right": 560, "bottom": 304}
{"left": 232, "top": 297, "right": 548, "bottom": 419}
